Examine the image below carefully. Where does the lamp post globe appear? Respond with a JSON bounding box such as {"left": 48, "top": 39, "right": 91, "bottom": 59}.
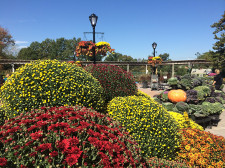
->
{"left": 152, "top": 42, "right": 157, "bottom": 57}
{"left": 89, "top": 13, "right": 98, "bottom": 27}
{"left": 89, "top": 13, "right": 98, "bottom": 64}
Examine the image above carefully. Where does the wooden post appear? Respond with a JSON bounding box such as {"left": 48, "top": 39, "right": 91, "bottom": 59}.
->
{"left": 172, "top": 63, "right": 174, "bottom": 77}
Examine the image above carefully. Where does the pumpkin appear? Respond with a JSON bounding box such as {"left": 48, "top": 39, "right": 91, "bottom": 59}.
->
{"left": 168, "top": 89, "right": 187, "bottom": 103}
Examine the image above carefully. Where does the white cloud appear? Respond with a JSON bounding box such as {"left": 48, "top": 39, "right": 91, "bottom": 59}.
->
{"left": 18, "top": 46, "right": 28, "bottom": 49}
{"left": 15, "top": 41, "right": 29, "bottom": 44}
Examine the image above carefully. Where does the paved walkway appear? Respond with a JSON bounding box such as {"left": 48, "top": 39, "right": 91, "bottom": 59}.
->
{"left": 137, "top": 83, "right": 225, "bottom": 138}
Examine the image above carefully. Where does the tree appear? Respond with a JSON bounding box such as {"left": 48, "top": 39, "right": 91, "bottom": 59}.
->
{"left": 0, "top": 26, "right": 15, "bottom": 59}
{"left": 158, "top": 53, "right": 170, "bottom": 61}
{"left": 18, "top": 37, "right": 81, "bottom": 60}
{"left": 211, "top": 12, "right": 225, "bottom": 70}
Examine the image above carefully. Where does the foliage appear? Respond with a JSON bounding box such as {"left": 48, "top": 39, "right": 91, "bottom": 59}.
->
{"left": 176, "top": 128, "right": 225, "bottom": 168}
{"left": 175, "top": 102, "right": 189, "bottom": 113}
{"left": 211, "top": 12, "right": 225, "bottom": 70}
{"left": 85, "top": 64, "right": 137, "bottom": 103}
{"left": 107, "top": 95, "right": 181, "bottom": 160}
{"left": 18, "top": 37, "right": 81, "bottom": 60}
{"left": 0, "top": 26, "right": 15, "bottom": 58}
{"left": 186, "top": 90, "right": 199, "bottom": 104}
{"left": 179, "top": 78, "right": 192, "bottom": 90}
{"left": 0, "top": 60, "right": 105, "bottom": 118}
{"left": 161, "top": 91, "right": 169, "bottom": 102}
{"left": 147, "top": 157, "right": 190, "bottom": 168}
{"left": 205, "top": 97, "right": 216, "bottom": 103}
{"left": 193, "top": 86, "right": 211, "bottom": 100}
{"left": 168, "top": 112, "right": 204, "bottom": 131}
{"left": 104, "top": 52, "right": 136, "bottom": 62}
{"left": 162, "top": 102, "right": 174, "bottom": 111}
{"left": 168, "top": 77, "right": 178, "bottom": 86}
{"left": 202, "top": 101, "right": 224, "bottom": 115}
{"left": 188, "top": 104, "right": 209, "bottom": 117}
{"left": 0, "top": 106, "right": 6, "bottom": 126}
{"left": 0, "top": 106, "right": 149, "bottom": 167}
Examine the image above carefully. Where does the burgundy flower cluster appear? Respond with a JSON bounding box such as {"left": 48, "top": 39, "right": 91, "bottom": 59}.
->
{"left": 0, "top": 106, "right": 148, "bottom": 167}
{"left": 85, "top": 64, "right": 138, "bottom": 102}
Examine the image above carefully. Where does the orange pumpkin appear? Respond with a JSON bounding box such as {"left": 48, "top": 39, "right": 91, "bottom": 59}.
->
{"left": 168, "top": 89, "right": 187, "bottom": 103}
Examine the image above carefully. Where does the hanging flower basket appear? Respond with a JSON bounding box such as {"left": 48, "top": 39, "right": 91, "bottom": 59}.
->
{"left": 148, "top": 56, "right": 162, "bottom": 67}
{"left": 75, "top": 41, "right": 114, "bottom": 57}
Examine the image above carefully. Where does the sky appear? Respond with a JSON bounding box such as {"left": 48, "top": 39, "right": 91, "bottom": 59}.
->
{"left": 0, "top": 0, "right": 224, "bottom": 61}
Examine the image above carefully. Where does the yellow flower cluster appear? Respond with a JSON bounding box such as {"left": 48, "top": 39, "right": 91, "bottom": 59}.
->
{"left": 95, "top": 41, "right": 110, "bottom": 47}
{"left": 107, "top": 95, "right": 180, "bottom": 160}
{"left": 152, "top": 56, "right": 162, "bottom": 61}
{"left": 0, "top": 60, "right": 105, "bottom": 118}
{"left": 168, "top": 111, "right": 204, "bottom": 131}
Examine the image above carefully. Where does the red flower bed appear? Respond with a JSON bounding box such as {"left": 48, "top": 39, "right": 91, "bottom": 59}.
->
{"left": 0, "top": 106, "right": 148, "bottom": 167}
{"left": 85, "top": 64, "right": 137, "bottom": 103}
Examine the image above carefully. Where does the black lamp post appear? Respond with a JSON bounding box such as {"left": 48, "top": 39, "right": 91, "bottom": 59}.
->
{"left": 89, "top": 13, "right": 98, "bottom": 64}
{"left": 152, "top": 42, "right": 157, "bottom": 57}
{"left": 152, "top": 42, "right": 157, "bottom": 74}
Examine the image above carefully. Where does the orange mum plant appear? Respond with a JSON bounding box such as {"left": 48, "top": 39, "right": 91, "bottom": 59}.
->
{"left": 75, "top": 41, "right": 114, "bottom": 57}
{"left": 148, "top": 56, "right": 162, "bottom": 66}
{"left": 176, "top": 128, "right": 225, "bottom": 168}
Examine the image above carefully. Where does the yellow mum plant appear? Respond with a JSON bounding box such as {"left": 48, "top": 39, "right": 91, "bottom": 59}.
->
{"left": 0, "top": 60, "right": 105, "bottom": 118}
{"left": 107, "top": 95, "right": 181, "bottom": 160}
{"left": 169, "top": 111, "right": 204, "bottom": 131}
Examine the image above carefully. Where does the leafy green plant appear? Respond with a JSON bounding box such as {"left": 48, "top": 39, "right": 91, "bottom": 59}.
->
{"left": 188, "top": 104, "right": 209, "bottom": 117}
{"left": 179, "top": 78, "right": 192, "bottom": 90}
{"left": 0, "top": 60, "right": 105, "bottom": 118}
{"left": 193, "top": 86, "right": 211, "bottom": 98}
{"left": 202, "top": 101, "right": 224, "bottom": 115}
{"left": 0, "top": 106, "right": 149, "bottom": 167}
{"left": 162, "top": 102, "right": 174, "bottom": 111}
{"left": 175, "top": 101, "right": 189, "bottom": 113}
{"left": 168, "top": 77, "right": 178, "bottom": 86}
{"left": 85, "top": 64, "right": 137, "bottom": 102}
{"left": 107, "top": 95, "right": 181, "bottom": 160}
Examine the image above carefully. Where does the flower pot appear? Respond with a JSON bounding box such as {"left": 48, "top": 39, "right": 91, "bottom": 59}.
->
{"left": 191, "top": 116, "right": 212, "bottom": 129}
{"left": 208, "top": 114, "right": 220, "bottom": 126}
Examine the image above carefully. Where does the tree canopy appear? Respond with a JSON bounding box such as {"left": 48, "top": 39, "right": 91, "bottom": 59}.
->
{"left": 0, "top": 26, "right": 15, "bottom": 59}
{"left": 18, "top": 37, "right": 81, "bottom": 60}
{"left": 211, "top": 12, "right": 225, "bottom": 70}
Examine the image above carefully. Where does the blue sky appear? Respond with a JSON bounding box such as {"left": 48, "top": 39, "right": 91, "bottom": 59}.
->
{"left": 0, "top": 0, "right": 224, "bottom": 60}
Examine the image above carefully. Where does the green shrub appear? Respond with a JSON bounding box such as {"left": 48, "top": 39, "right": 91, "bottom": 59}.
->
{"left": 107, "top": 95, "right": 180, "bottom": 160}
{"left": 180, "top": 79, "right": 192, "bottom": 90}
{"left": 188, "top": 104, "right": 209, "bottom": 117}
{"left": 161, "top": 92, "right": 169, "bottom": 101}
{"left": 0, "top": 106, "right": 149, "bottom": 167}
{"left": 162, "top": 102, "right": 174, "bottom": 111}
{"left": 85, "top": 64, "right": 137, "bottom": 102}
{"left": 175, "top": 101, "right": 189, "bottom": 113}
{"left": 168, "top": 77, "right": 178, "bottom": 86}
{"left": 193, "top": 86, "right": 211, "bottom": 98}
{"left": 202, "top": 101, "right": 224, "bottom": 115}
{"left": 0, "top": 60, "right": 105, "bottom": 118}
